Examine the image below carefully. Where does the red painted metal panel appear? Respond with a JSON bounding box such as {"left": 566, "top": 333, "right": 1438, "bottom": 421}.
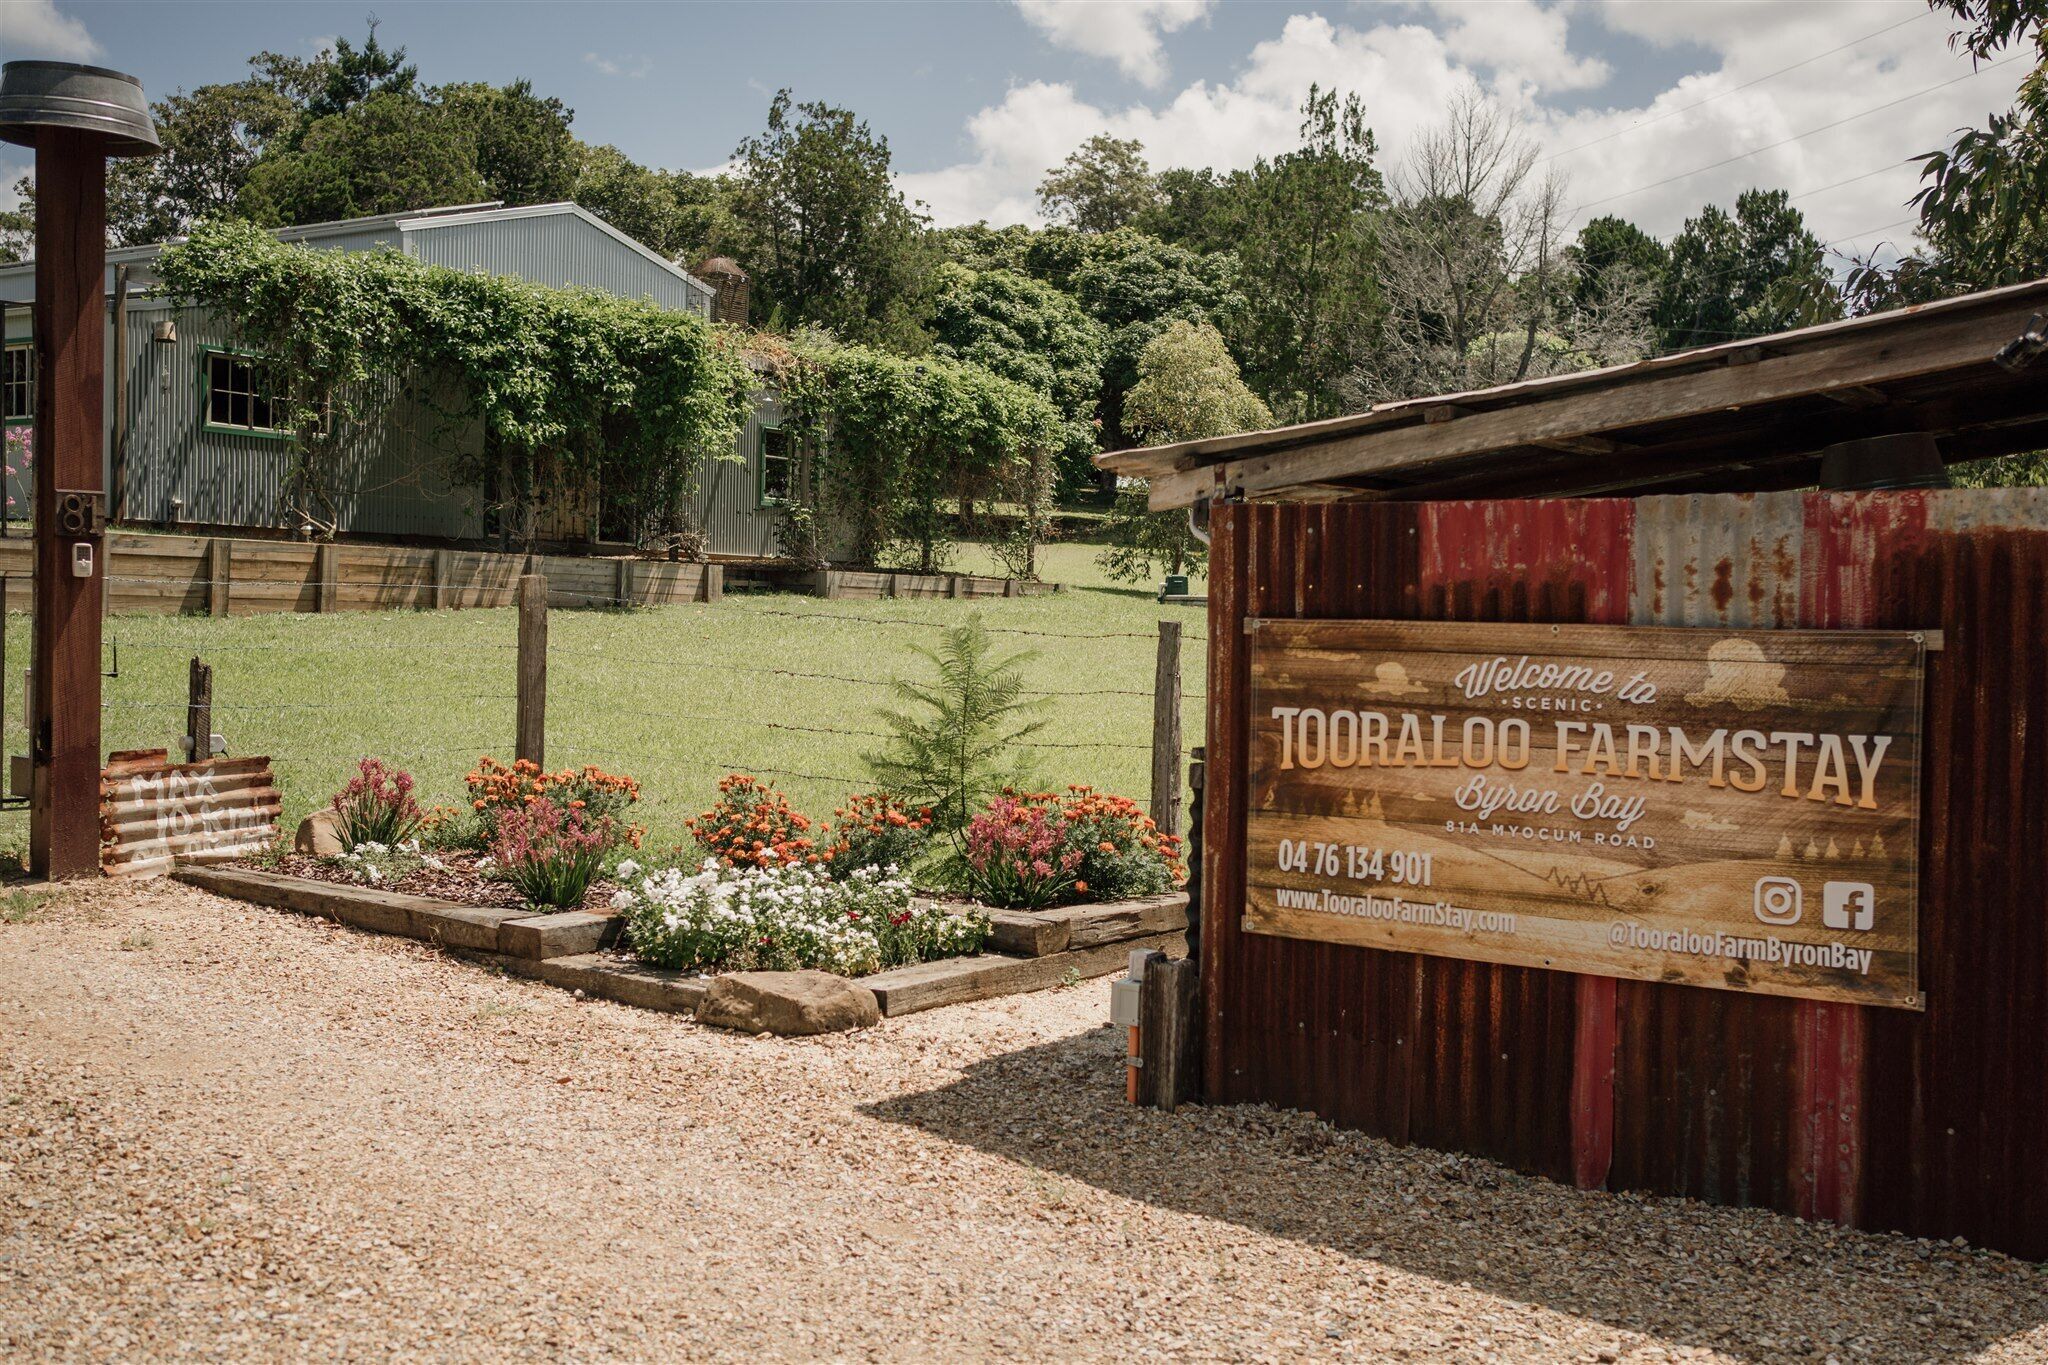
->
{"left": 1410, "top": 499, "right": 1635, "bottom": 1182}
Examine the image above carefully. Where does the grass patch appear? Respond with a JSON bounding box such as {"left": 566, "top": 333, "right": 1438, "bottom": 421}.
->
{"left": 4, "top": 544, "right": 1205, "bottom": 853}
{"left": 0, "top": 889, "right": 45, "bottom": 924}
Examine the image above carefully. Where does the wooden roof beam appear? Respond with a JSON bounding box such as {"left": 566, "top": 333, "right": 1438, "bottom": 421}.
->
{"left": 1145, "top": 298, "right": 2043, "bottom": 510}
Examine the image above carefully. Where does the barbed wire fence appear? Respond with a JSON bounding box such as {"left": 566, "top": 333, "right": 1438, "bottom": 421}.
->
{"left": 36, "top": 569, "right": 1208, "bottom": 849}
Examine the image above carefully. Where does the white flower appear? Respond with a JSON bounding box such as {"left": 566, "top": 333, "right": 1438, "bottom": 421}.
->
{"left": 610, "top": 889, "right": 634, "bottom": 911}
{"left": 615, "top": 858, "right": 641, "bottom": 881}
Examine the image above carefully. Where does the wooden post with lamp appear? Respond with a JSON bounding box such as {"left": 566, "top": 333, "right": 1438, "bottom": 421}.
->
{"left": 0, "top": 60, "right": 162, "bottom": 876}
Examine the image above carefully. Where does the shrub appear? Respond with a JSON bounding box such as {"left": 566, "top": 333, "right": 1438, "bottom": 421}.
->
{"left": 1059, "top": 785, "right": 1184, "bottom": 900}
{"left": 959, "top": 787, "right": 1185, "bottom": 909}
{"left": 958, "top": 794, "right": 1083, "bottom": 909}
{"left": 818, "top": 792, "right": 934, "bottom": 878}
{"left": 687, "top": 774, "right": 816, "bottom": 868}
{"left": 487, "top": 801, "right": 621, "bottom": 911}
{"left": 465, "top": 756, "right": 642, "bottom": 844}
{"left": 617, "top": 859, "right": 988, "bottom": 977}
{"left": 331, "top": 758, "right": 424, "bottom": 849}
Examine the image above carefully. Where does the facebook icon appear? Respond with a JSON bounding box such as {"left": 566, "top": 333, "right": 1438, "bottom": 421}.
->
{"left": 1824, "top": 882, "right": 1876, "bottom": 932}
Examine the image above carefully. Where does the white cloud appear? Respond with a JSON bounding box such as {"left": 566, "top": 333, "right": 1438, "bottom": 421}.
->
{"left": 583, "top": 51, "right": 651, "bottom": 80}
{"left": 1423, "top": 0, "right": 1609, "bottom": 94}
{"left": 906, "top": 2, "right": 2026, "bottom": 265}
{"left": 1015, "top": 0, "right": 1215, "bottom": 88}
{"left": 0, "top": 0, "right": 102, "bottom": 60}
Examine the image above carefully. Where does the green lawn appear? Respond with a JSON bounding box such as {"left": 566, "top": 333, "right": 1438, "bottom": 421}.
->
{"left": 5, "top": 543, "right": 1207, "bottom": 857}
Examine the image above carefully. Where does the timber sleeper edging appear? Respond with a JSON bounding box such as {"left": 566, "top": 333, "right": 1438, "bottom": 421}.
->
{"left": 968, "top": 892, "right": 1188, "bottom": 957}
{"left": 174, "top": 866, "right": 1187, "bottom": 1020}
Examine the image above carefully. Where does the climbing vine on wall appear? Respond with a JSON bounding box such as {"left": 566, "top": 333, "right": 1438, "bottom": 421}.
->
{"left": 758, "top": 331, "right": 1060, "bottom": 573}
{"left": 155, "top": 219, "right": 757, "bottom": 542}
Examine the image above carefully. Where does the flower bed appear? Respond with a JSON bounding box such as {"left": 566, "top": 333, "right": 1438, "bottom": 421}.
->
{"left": 237, "top": 758, "right": 1184, "bottom": 996}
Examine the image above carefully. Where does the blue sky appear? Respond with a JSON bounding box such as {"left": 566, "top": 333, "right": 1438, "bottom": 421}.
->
{"left": 2, "top": 1, "right": 2033, "bottom": 261}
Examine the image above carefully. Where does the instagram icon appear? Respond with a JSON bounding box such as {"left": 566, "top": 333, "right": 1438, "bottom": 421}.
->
{"left": 1753, "top": 876, "right": 1803, "bottom": 926}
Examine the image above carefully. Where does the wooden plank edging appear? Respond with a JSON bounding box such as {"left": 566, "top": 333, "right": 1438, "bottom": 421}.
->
{"left": 175, "top": 867, "right": 1183, "bottom": 1020}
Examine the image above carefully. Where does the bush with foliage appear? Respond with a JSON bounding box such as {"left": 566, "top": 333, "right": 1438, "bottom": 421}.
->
{"left": 486, "top": 800, "right": 622, "bottom": 911}
{"left": 818, "top": 792, "right": 934, "bottom": 879}
{"left": 465, "top": 757, "right": 642, "bottom": 842}
{"left": 687, "top": 773, "right": 817, "bottom": 868}
{"left": 865, "top": 618, "right": 1048, "bottom": 833}
{"left": 959, "top": 787, "right": 1185, "bottom": 910}
{"left": 330, "top": 757, "right": 424, "bottom": 849}
{"left": 617, "top": 859, "right": 987, "bottom": 977}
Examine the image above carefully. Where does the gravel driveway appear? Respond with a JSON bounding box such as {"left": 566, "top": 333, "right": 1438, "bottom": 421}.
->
{"left": 3, "top": 878, "right": 2045, "bottom": 1362}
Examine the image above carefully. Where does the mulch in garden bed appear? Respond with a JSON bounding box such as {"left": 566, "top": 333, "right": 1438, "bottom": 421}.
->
{"left": 262, "top": 851, "right": 621, "bottom": 915}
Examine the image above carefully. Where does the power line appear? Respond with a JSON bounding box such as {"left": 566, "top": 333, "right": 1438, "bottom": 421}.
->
{"left": 1577, "top": 53, "right": 2024, "bottom": 213}
{"left": 1543, "top": 10, "right": 1936, "bottom": 164}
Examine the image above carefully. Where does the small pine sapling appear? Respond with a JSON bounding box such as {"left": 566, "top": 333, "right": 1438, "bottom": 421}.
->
{"left": 864, "top": 617, "right": 1049, "bottom": 834}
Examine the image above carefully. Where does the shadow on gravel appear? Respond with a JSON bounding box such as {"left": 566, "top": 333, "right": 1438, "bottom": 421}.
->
{"left": 863, "top": 1025, "right": 2047, "bottom": 1363}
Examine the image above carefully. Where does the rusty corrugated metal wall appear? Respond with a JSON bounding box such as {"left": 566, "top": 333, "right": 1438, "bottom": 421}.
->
{"left": 1201, "top": 489, "right": 2048, "bottom": 1257}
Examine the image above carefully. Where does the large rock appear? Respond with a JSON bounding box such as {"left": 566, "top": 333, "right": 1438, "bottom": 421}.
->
{"left": 294, "top": 809, "right": 344, "bottom": 855}
{"left": 695, "top": 970, "right": 880, "bottom": 1036}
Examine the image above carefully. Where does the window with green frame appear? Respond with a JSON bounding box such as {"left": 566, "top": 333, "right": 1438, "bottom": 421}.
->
{"left": 201, "top": 349, "right": 290, "bottom": 437}
{"left": 758, "top": 426, "right": 795, "bottom": 506}
{"left": 2, "top": 343, "right": 32, "bottom": 426}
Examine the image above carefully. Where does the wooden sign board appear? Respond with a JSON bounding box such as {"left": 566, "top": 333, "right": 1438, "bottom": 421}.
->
{"left": 100, "top": 748, "right": 280, "bottom": 878}
{"left": 1245, "top": 620, "right": 1928, "bottom": 1010}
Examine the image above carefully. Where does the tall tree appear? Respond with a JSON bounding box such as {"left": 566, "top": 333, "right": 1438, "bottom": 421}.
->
{"left": 1139, "top": 165, "right": 1247, "bottom": 255}
{"left": 0, "top": 176, "right": 31, "bottom": 264}
{"left": 730, "top": 90, "right": 933, "bottom": 348}
{"left": 436, "top": 80, "right": 579, "bottom": 207}
{"left": 573, "top": 144, "right": 686, "bottom": 256}
{"left": 1021, "top": 226, "right": 1246, "bottom": 452}
{"left": 299, "top": 20, "right": 419, "bottom": 121}
{"left": 1368, "top": 88, "right": 1573, "bottom": 401}
{"left": 1098, "top": 319, "right": 1269, "bottom": 585}
{"left": 1569, "top": 215, "right": 1668, "bottom": 315}
{"left": 1655, "top": 189, "right": 1841, "bottom": 353}
{"left": 1232, "top": 85, "right": 1386, "bottom": 420}
{"left": 1037, "top": 135, "right": 1159, "bottom": 232}
{"left": 237, "top": 90, "right": 486, "bottom": 226}
{"left": 106, "top": 80, "right": 298, "bottom": 245}
{"left": 930, "top": 263, "right": 1107, "bottom": 491}
{"left": 1908, "top": 0, "right": 2047, "bottom": 289}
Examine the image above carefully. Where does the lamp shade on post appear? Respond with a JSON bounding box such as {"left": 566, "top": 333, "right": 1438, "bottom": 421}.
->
{"left": 1, "top": 61, "right": 160, "bottom": 878}
{"left": 0, "top": 61, "right": 161, "bottom": 156}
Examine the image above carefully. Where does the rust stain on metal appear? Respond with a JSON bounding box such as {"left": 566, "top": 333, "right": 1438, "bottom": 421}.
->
{"left": 100, "top": 748, "right": 280, "bottom": 878}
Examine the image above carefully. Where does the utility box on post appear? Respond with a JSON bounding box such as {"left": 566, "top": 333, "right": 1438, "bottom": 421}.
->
{"left": 0, "top": 60, "right": 161, "bottom": 876}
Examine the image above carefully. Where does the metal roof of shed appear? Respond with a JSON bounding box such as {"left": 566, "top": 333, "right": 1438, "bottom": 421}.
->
{"left": 0, "top": 200, "right": 713, "bottom": 307}
{"left": 1100, "top": 277, "right": 2048, "bottom": 507}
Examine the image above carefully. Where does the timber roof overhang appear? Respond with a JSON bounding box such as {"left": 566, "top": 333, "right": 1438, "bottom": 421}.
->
{"left": 1097, "top": 277, "right": 2048, "bottom": 507}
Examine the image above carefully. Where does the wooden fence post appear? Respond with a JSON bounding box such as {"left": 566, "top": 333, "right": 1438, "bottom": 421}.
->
{"left": 1151, "top": 619, "right": 1184, "bottom": 836}
{"left": 207, "top": 539, "right": 230, "bottom": 618}
{"left": 315, "top": 543, "right": 338, "bottom": 613}
{"left": 615, "top": 557, "right": 633, "bottom": 609}
{"left": 1140, "top": 954, "right": 1202, "bottom": 1110}
{"left": 433, "top": 548, "right": 452, "bottom": 611}
{"left": 703, "top": 563, "right": 724, "bottom": 604}
{"left": 516, "top": 574, "right": 547, "bottom": 767}
{"left": 186, "top": 656, "right": 212, "bottom": 763}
